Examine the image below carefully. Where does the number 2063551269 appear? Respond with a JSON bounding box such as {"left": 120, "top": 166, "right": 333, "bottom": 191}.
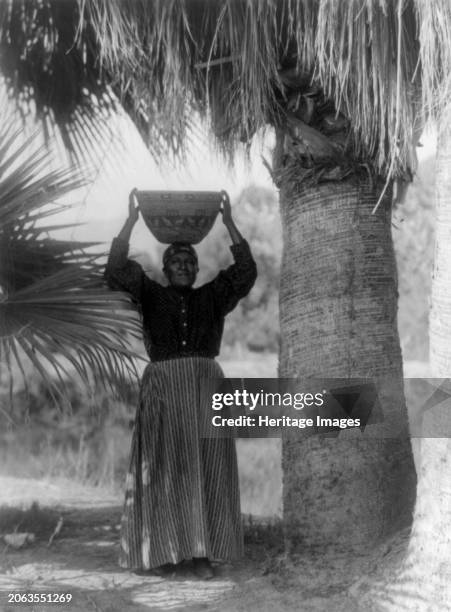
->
{"left": 7, "top": 593, "right": 73, "bottom": 604}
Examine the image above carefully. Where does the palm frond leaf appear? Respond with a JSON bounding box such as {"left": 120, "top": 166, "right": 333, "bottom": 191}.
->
{"left": 0, "top": 0, "right": 195, "bottom": 165}
{"left": 414, "top": 0, "right": 451, "bottom": 120}
{"left": 2, "top": 0, "right": 428, "bottom": 178}
{"left": 80, "top": 0, "right": 421, "bottom": 178}
{"left": 0, "top": 120, "right": 142, "bottom": 407}
{"left": 0, "top": 0, "right": 119, "bottom": 165}
{"left": 1, "top": 267, "right": 142, "bottom": 401}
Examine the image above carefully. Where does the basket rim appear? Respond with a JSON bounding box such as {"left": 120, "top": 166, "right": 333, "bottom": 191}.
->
{"left": 137, "top": 193, "right": 222, "bottom": 216}
{"left": 136, "top": 189, "right": 223, "bottom": 197}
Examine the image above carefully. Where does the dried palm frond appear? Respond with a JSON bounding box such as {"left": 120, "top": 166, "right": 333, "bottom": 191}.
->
{"left": 81, "top": 0, "right": 421, "bottom": 178}
{"left": 414, "top": 0, "right": 451, "bottom": 120}
{"left": 0, "top": 122, "right": 142, "bottom": 407}
{"left": 0, "top": 0, "right": 191, "bottom": 165}
{"left": 1, "top": 1, "right": 429, "bottom": 178}
{"left": 0, "top": 0, "right": 118, "bottom": 165}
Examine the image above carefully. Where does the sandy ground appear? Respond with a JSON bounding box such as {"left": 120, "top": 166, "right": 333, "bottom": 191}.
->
{"left": 0, "top": 361, "right": 429, "bottom": 611}
{"left": 0, "top": 476, "right": 412, "bottom": 612}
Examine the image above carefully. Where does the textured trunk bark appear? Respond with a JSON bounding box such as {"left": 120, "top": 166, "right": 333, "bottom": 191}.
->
{"left": 430, "top": 108, "right": 451, "bottom": 374}
{"left": 367, "top": 108, "right": 451, "bottom": 610}
{"left": 275, "top": 131, "right": 417, "bottom": 554}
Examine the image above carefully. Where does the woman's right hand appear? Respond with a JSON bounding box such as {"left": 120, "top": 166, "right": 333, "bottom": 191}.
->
{"left": 128, "top": 188, "right": 139, "bottom": 224}
{"left": 220, "top": 190, "right": 233, "bottom": 226}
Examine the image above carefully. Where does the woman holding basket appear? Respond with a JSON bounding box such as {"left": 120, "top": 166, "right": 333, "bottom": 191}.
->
{"left": 105, "top": 189, "right": 257, "bottom": 579}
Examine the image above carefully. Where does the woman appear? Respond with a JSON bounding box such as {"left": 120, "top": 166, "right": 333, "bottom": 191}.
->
{"left": 105, "top": 189, "right": 257, "bottom": 579}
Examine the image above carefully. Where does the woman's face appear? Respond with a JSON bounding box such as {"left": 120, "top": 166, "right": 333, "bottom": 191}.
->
{"left": 164, "top": 252, "right": 198, "bottom": 288}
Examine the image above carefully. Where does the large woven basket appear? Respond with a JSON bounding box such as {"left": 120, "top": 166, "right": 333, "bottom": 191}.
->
{"left": 135, "top": 190, "right": 222, "bottom": 244}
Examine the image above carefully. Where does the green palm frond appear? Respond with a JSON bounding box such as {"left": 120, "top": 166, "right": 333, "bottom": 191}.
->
{"left": 0, "top": 122, "right": 142, "bottom": 406}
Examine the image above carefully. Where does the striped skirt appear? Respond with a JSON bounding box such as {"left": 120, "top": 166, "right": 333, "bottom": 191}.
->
{"left": 119, "top": 357, "right": 243, "bottom": 570}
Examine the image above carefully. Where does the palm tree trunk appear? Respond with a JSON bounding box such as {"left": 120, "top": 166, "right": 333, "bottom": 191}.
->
{"left": 274, "top": 131, "right": 417, "bottom": 553}
{"left": 367, "top": 107, "right": 451, "bottom": 610}
{"left": 431, "top": 108, "right": 451, "bottom": 374}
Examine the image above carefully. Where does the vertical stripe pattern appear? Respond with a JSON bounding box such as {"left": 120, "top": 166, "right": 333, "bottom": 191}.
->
{"left": 119, "top": 357, "right": 243, "bottom": 570}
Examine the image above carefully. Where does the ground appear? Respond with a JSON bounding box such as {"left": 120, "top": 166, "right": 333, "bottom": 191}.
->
{"left": 0, "top": 476, "right": 411, "bottom": 612}
{"left": 0, "top": 360, "right": 429, "bottom": 611}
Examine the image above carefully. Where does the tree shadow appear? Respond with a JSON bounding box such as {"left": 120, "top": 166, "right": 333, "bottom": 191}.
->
{"left": 0, "top": 503, "right": 282, "bottom": 611}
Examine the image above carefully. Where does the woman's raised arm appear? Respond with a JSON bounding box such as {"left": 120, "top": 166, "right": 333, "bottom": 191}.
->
{"left": 104, "top": 189, "right": 145, "bottom": 303}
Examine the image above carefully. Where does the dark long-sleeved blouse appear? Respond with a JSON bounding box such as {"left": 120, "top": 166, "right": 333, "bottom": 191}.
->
{"left": 105, "top": 237, "right": 257, "bottom": 362}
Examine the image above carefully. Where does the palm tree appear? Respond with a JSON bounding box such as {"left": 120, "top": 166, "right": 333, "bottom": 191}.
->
{"left": 360, "top": 4, "right": 451, "bottom": 608}
{"left": 0, "top": 115, "right": 142, "bottom": 407}
{"left": 0, "top": 0, "right": 423, "bottom": 554}
{"left": 81, "top": 0, "right": 423, "bottom": 555}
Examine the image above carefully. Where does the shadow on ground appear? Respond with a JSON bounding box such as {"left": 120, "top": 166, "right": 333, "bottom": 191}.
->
{"left": 0, "top": 489, "right": 288, "bottom": 612}
{"left": 0, "top": 476, "right": 411, "bottom": 612}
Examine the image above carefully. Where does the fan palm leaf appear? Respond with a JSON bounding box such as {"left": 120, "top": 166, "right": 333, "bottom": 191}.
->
{"left": 414, "top": 0, "right": 451, "bottom": 120}
{"left": 0, "top": 0, "right": 118, "bottom": 164}
{"left": 0, "top": 0, "right": 423, "bottom": 176}
{"left": 0, "top": 0, "right": 197, "bottom": 165}
{"left": 79, "top": 0, "right": 421, "bottom": 178}
{"left": 0, "top": 122, "right": 142, "bottom": 406}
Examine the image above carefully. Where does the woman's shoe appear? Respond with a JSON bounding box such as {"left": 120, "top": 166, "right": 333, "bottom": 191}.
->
{"left": 192, "top": 557, "right": 214, "bottom": 580}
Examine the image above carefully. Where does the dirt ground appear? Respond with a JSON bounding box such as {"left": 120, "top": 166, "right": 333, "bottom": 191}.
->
{"left": 0, "top": 476, "right": 411, "bottom": 612}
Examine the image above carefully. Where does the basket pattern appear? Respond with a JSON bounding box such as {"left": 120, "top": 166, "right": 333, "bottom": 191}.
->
{"left": 136, "top": 190, "right": 222, "bottom": 244}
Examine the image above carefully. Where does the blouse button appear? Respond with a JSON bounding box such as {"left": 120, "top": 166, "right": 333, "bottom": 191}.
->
{"left": 183, "top": 322, "right": 187, "bottom": 327}
{"left": 182, "top": 340, "right": 187, "bottom": 346}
